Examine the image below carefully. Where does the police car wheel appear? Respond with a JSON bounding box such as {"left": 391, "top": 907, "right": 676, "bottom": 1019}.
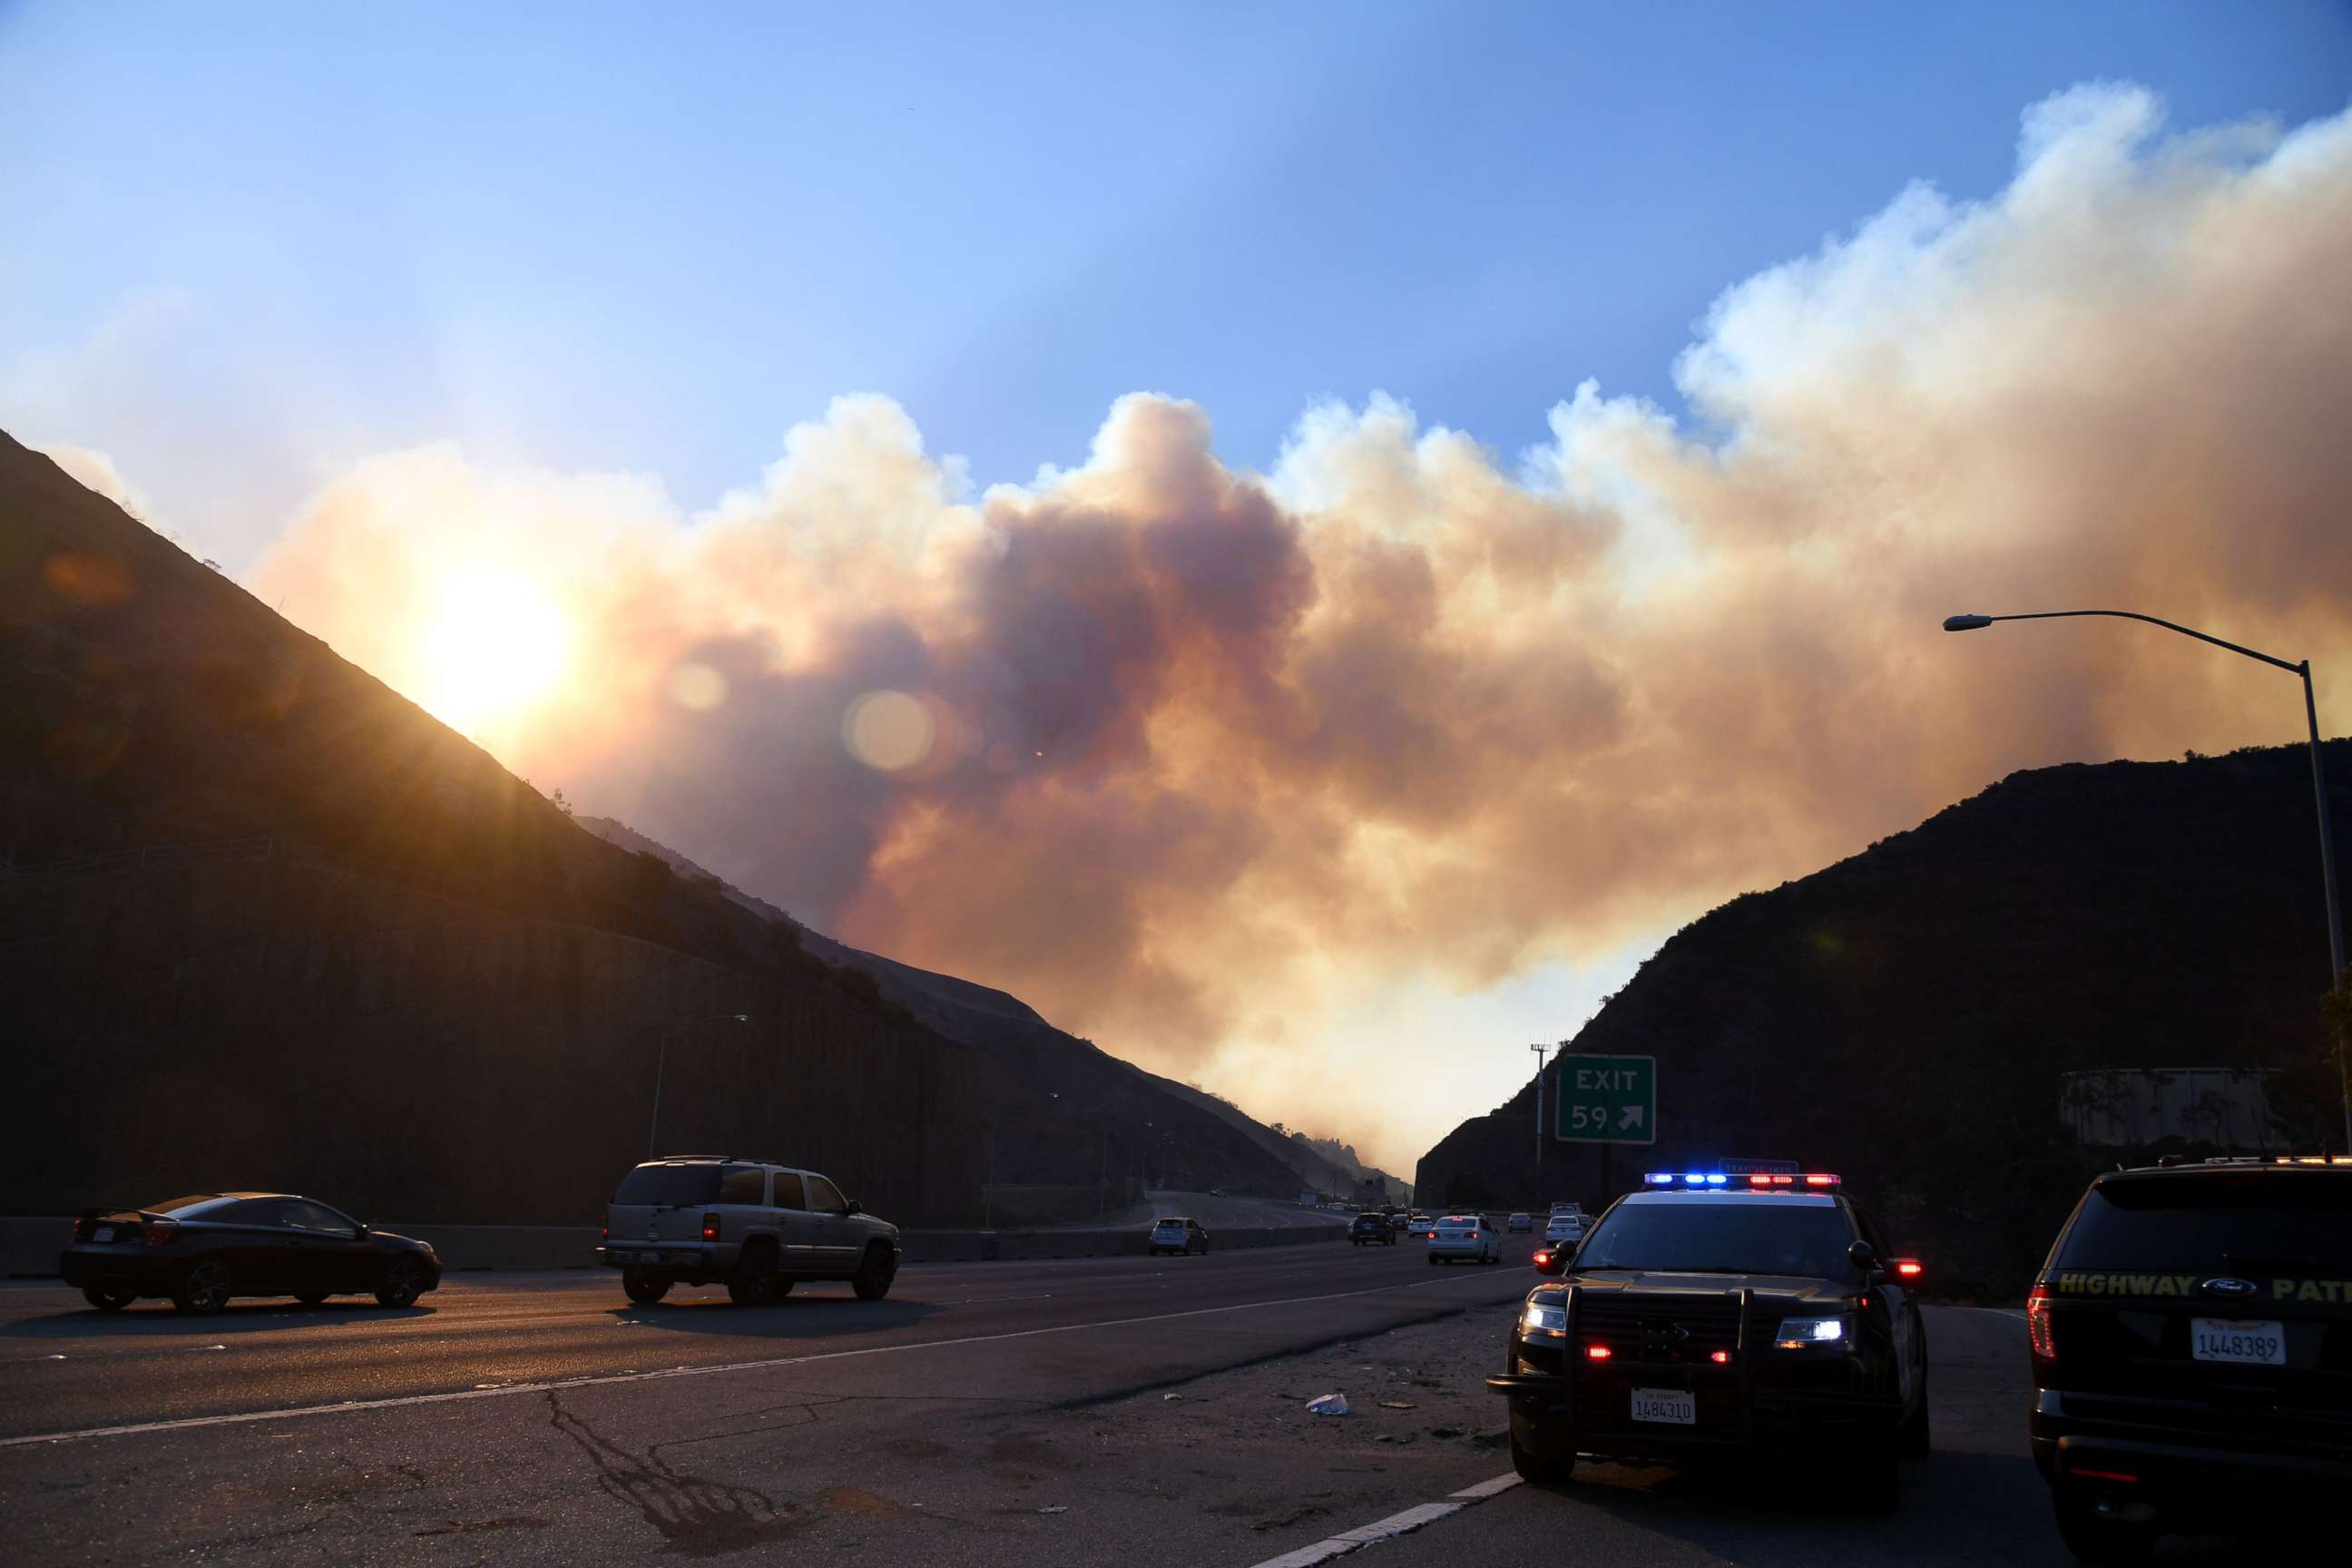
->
{"left": 2051, "top": 1486, "right": 2155, "bottom": 1565}
{"left": 1508, "top": 1426, "right": 1574, "bottom": 1486}
{"left": 1843, "top": 1443, "right": 1898, "bottom": 1513}
{"left": 1899, "top": 1380, "right": 1930, "bottom": 1457}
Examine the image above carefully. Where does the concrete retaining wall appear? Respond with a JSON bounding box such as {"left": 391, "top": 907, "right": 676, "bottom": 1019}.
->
{"left": 5, "top": 1216, "right": 1347, "bottom": 1278}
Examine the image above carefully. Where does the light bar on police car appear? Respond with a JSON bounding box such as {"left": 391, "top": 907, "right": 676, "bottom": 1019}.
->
{"left": 1645, "top": 1170, "right": 1838, "bottom": 1189}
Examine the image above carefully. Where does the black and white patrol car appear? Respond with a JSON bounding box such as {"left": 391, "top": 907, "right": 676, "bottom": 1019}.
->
{"left": 1488, "top": 1170, "right": 1928, "bottom": 1510}
{"left": 2027, "top": 1155, "right": 2352, "bottom": 1563}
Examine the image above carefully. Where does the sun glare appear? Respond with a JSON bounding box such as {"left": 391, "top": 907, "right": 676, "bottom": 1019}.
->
{"left": 421, "top": 570, "right": 568, "bottom": 731}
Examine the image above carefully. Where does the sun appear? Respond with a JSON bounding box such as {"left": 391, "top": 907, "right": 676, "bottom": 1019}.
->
{"left": 420, "top": 570, "right": 569, "bottom": 731}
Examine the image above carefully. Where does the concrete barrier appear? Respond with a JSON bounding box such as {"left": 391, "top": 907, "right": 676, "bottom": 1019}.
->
{"left": 5, "top": 1215, "right": 1348, "bottom": 1278}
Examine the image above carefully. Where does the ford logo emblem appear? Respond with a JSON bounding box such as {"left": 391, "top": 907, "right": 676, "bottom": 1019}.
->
{"left": 2200, "top": 1277, "right": 2259, "bottom": 1297}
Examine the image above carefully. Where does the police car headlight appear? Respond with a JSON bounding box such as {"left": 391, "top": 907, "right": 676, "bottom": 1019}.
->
{"left": 1773, "top": 1313, "right": 1853, "bottom": 1349}
{"left": 1519, "top": 1298, "right": 1567, "bottom": 1338}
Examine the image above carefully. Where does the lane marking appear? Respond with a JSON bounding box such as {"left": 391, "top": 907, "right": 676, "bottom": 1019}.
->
{"left": 1244, "top": 1476, "right": 1519, "bottom": 1567}
{"left": 0, "top": 1267, "right": 1529, "bottom": 1450}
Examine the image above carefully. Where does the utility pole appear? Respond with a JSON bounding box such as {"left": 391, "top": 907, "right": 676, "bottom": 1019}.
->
{"left": 1530, "top": 1042, "right": 1550, "bottom": 1200}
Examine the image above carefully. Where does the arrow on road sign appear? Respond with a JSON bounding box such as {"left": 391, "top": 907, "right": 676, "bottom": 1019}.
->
{"left": 1618, "top": 1105, "right": 1644, "bottom": 1131}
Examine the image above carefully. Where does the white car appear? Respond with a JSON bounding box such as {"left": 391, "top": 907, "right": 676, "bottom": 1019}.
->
{"left": 1544, "top": 1212, "right": 1585, "bottom": 1245}
{"left": 1426, "top": 1215, "right": 1501, "bottom": 1265}
{"left": 1506, "top": 1211, "right": 1533, "bottom": 1232}
{"left": 1148, "top": 1217, "right": 1210, "bottom": 1256}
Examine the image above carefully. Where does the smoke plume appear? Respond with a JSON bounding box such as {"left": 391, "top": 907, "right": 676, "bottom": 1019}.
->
{"left": 240, "top": 87, "right": 2352, "bottom": 1168}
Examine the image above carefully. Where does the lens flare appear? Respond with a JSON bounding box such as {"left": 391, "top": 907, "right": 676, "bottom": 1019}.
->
{"left": 843, "top": 690, "right": 936, "bottom": 772}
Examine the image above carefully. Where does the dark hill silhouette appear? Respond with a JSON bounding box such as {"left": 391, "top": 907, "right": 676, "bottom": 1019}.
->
{"left": 573, "top": 815, "right": 1396, "bottom": 1203}
{"left": 0, "top": 430, "right": 1358, "bottom": 1220}
{"left": 1416, "top": 743, "right": 2350, "bottom": 1294}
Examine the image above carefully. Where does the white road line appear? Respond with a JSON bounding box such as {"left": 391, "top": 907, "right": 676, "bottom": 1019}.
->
{"left": 1243, "top": 1475, "right": 1520, "bottom": 1567}
{"left": 0, "top": 1268, "right": 1526, "bottom": 1450}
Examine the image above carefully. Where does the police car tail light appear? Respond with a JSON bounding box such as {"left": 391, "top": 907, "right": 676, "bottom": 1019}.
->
{"left": 1802, "top": 1172, "right": 1839, "bottom": 1188}
{"left": 1892, "top": 1259, "right": 1924, "bottom": 1281}
{"left": 1585, "top": 1343, "right": 1612, "bottom": 1360}
{"left": 701, "top": 1213, "right": 721, "bottom": 1241}
{"left": 1709, "top": 1349, "right": 1730, "bottom": 1364}
{"left": 2026, "top": 1286, "right": 2056, "bottom": 1361}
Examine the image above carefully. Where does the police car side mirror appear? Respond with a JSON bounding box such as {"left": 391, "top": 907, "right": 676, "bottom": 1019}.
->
{"left": 1847, "top": 1240, "right": 1879, "bottom": 1274}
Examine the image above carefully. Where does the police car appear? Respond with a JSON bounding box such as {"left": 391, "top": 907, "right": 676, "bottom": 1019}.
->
{"left": 1487, "top": 1169, "right": 1928, "bottom": 1510}
{"left": 2027, "top": 1154, "right": 2352, "bottom": 1563}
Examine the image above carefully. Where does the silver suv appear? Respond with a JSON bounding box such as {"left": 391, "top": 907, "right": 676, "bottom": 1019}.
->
{"left": 597, "top": 1157, "right": 901, "bottom": 1306}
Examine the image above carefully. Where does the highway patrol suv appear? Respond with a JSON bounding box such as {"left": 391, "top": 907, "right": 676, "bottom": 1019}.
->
{"left": 1488, "top": 1170, "right": 1928, "bottom": 1510}
{"left": 2028, "top": 1155, "right": 2352, "bottom": 1563}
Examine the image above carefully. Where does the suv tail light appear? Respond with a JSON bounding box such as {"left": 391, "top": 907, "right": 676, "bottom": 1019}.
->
{"left": 701, "top": 1213, "right": 721, "bottom": 1241}
{"left": 141, "top": 1219, "right": 180, "bottom": 1248}
{"left": 2026, "top": 1284, "right": 2055, "bottom": 1361}
{"left": 600, "top": 1221, "right": 609, "bottom": 1241}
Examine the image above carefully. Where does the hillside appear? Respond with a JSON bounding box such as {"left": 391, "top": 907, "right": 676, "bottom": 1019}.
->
{"left": 576, "top": 816, "right": 1404, "bottom": 1204}
{"left": 1415, "top": 744, "right": 2350, "bottom": 1293}
{"left": 0, "top": 430, "right": 1359, "bottom": 1220}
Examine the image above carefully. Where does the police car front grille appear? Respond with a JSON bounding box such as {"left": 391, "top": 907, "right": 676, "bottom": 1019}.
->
{"left": 1578, "top": 1297, "right": 1745, "bottom": 1360}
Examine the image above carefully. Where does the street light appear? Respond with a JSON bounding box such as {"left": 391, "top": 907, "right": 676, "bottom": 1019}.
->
{"left": 646, "top": 1013, "right": 751, "bottom": 1159}
{"left": 1528, "top": 1043, "right": 1550, "bottom": 1194}
{"left": 1945, "top": 608, "right": 2347, "bottom": 1147}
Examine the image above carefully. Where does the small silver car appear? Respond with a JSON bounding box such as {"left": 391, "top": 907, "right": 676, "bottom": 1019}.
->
{"left": 598, "top": 1157, "right": 900, "bottom": 1306}
{"left": 1426, "top": 1214, "right": 1502, "bottom": 1265}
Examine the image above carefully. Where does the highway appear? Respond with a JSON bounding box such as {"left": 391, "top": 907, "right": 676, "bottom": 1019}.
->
{"left": 0, "top": 1238, "right": 2245, "bottom": 1565}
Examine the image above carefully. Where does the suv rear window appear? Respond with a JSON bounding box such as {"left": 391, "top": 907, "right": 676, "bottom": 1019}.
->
{"left": 2056, "top": 1171, "right": 2352, "bottom": 1271}
{"left": 614, "top": 1164, "right": 724, "bottom": 1206}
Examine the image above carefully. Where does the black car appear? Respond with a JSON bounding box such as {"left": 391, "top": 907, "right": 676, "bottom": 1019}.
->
{"left": 2027, "top": 1156, "right": 2352, "bottom": 1563}
{"left": 1352, "top": 1211, "right": 1396, "bottom": 1246}
{"left": 1487, "top": 1173, "right": 1928, "bottom": 1511}
{"left": 59, "top": 1193, "right": 442, "bottom": 1314}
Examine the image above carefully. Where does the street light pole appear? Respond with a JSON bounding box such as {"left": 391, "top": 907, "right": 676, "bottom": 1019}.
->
{"left": 1529, "top": 1042, "right": 1550, "bottom": 1197}
{"left": 646, "top": 1013, "right": 750, "bottom": 1159}
{"left": 1945, "top": 610, "right": 2347, "bottom": 1147}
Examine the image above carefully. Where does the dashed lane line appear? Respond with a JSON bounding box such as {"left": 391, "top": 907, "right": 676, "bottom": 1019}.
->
{"left": 1244, "top": 1475, "right": 1523, "bottom": 1568}
{"left": 0, "top": 1267, "right": 1529, "bottom": 1450}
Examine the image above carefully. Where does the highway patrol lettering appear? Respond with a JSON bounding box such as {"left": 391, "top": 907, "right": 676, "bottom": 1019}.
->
{"left": 2270, "top": 1278, "right": 2352, "bottom": 1304}
{"left": 2047, "top": 1271, "right": 2352, "bottom": 1303}
{"left": 2049, "top": 1271, "right": 2200, "bottom": 1297}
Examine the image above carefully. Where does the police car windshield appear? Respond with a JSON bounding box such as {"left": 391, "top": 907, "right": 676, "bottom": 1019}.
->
{"left": 1575, "top": 1200, "right": 1857, "bottom": 1277}
{"left": 2057, "top": 1172, "right": 2352, "bottom": 1271}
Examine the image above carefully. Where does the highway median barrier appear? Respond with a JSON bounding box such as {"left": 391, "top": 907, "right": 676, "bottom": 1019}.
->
{"left": 5, "top": 1215, "right": 1350, "bottom": 1278}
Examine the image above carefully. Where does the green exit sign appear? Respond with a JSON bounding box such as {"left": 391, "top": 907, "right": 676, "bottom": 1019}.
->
{"left": 1554, "top": 1054, "right": 1656, "bottom": 1144}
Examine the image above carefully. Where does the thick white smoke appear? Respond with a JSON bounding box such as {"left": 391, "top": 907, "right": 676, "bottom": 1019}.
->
{"left": 234, "top": 85, "right": 2352, "bottom": 1169}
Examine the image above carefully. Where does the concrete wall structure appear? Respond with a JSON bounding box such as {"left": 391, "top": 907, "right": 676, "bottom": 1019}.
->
{"left": 0, "top": 856, "right": 985, "bottom": 1227}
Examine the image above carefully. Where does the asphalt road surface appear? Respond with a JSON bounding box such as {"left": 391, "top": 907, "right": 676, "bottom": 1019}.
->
{"left": 0, "top": 1241, "right": 2259, "bottom": 1565}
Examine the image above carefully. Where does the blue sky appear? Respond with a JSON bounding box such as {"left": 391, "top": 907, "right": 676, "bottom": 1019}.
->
{"left": 6, "top": 5, "right": 2350, "bottom": 1168}
{"left": 5, "top": 2, "right": 2347, "bottom": 565}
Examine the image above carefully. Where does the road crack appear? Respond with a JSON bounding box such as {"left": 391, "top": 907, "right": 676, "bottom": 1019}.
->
{"left": 548, "top": 1389, "right": 810, "bottom": 1556}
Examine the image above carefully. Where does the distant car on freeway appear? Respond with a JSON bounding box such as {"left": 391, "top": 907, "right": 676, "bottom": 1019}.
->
{"left": 2027, "top": 1155, "right": 2352, "bottom": 1563}
{"left": 61, "top": 1193, "right": 440, "bottom": 1314}
{"left": 1150, "top": 1216, "right": 1210, "bottom": 1256}
{"left": 1350, "top": 1212, "right": 1396, "bottom": 1246}
{"left": 1508, "top": 1211, "right": 1533, "bottom": 1232}
{"left": 1427, "top": 1214, "right": 1502, "bottom": 1265}
{"left": 1544, "top": 1211, "right": 1586, "bottom": 1245}
{"left": 1407, "top": 1211, "right": 1436, "bottom": 1237}
{"left": 598, "top": 1158, "right": 899, "bottom": 1305}
{"left": 1389, "top": 1210, "right": 1410, "bottom": 1230}
{"left": 1490, "top": 1169, "right": 1926, "bottom": 1510}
